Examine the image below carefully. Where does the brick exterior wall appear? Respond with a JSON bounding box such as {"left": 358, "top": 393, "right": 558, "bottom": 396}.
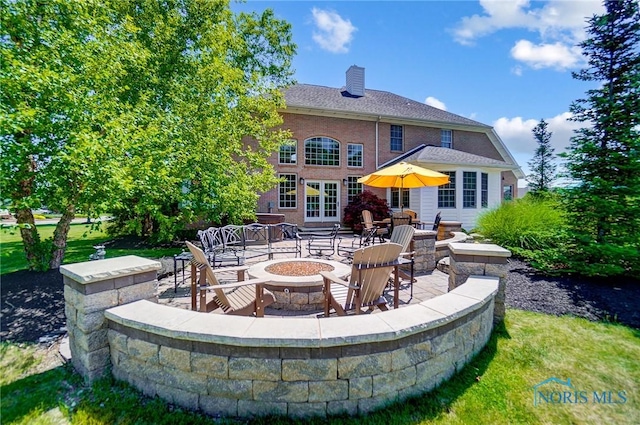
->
{"left": 257, "top": 112, "right": 512, "bottom": 226}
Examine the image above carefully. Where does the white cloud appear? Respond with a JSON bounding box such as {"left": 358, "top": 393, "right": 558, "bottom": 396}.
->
{"left": 311, "top": 8, "right": 357, "bottom": 54}
{"left": 511, "top": 40, "right": 583, "bottom": 70}
{"left": 453, "top": 0, "right": 603, "bottom": 45}
{"left": 494, "top": 112, "right": 581, "bottom": 155}
{"left": 452, "top": 0, "right": 604, "bottom": 71}
{"left": 493, "top": 112, "right": 584, "bottom": 180}
{"left": 425, "top": 96, "right": 447, "bottom": 110}
{"left": 511, "top": 65, "right": 523, "bottom": 76}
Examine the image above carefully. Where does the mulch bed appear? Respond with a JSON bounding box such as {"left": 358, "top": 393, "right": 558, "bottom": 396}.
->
{"left": 1, "top": 259, "right": 639, "bottom": 343}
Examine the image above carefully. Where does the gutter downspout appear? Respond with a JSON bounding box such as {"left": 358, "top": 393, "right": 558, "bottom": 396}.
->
{"left": 376, "top": 116, "right": 380, "bottom": 168}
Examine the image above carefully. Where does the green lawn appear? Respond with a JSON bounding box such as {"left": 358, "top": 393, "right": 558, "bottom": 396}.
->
{"left": 0, "top": 222, "right": 181, "bottom": 274}
{"left": 1, "top": 310, "right": 638, "bottom": 424}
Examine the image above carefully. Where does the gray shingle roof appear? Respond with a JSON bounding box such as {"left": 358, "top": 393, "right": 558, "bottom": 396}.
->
{"left": 402, "top": 145, "right": 515, "bottom": 169}
{"left": 284, "top": 84, "right": 491, "bottom": 128}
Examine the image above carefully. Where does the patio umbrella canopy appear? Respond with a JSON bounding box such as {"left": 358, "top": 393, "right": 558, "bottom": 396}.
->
{"left": 358, "top": 162, "right": 450, "bottom": 211}
{"left": 358, "top": 162, "right": 449, "bottom": 188}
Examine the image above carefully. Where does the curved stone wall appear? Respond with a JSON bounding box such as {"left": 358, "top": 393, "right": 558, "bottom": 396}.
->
{"left": 104, "top": 277, "right": 498, "bottom": 419}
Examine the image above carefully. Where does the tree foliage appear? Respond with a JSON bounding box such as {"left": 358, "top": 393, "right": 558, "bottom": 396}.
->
{"left": 0, "top": 0, "right": 296, "bottom": 269}
{"left": 526, "top": 119, "right": 557, "bottom": 194}
{"left": 343, "top": 190, "right": 391, "bottom": 233}
{"left": 561, "top": 0, "right": 640, "bottom": 276}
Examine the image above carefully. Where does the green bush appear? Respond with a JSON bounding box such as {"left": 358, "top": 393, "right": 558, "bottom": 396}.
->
{"left": 475, "top": 195, "right": 569, "bottom": 269}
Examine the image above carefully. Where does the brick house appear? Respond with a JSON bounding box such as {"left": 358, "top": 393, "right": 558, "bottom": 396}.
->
{"left": 257, "top": 66, "right": 523, "bottom": 229}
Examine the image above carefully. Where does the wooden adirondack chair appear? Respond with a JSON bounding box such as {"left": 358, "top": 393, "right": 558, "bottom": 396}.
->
{"left": 321, "top": 242, "right": 403, "bottom": 316}
{"left": 361, "top": 209, "right": 388, "bottom": 243}
{"left": 389, "top": 224, "right": 416, "bottom": 297}
{"left": 185, "top": 241, "right": 275, "bottom": 316}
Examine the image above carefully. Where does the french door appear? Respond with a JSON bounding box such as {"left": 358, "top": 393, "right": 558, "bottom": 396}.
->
{"left": 304, "top": 181, "right": 339, "bottom": 222}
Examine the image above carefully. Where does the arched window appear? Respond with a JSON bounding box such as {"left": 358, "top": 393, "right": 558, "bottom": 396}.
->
{"left": 304, "top": 137, "right": 340, "bottom": 166}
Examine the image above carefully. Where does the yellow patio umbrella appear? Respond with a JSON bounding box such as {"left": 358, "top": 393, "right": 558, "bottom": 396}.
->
{"left": 358, "top": 162, "right": 450, "bottom": 211}
{"left": 286, "top": 186, "right": 324, "bottom": 196}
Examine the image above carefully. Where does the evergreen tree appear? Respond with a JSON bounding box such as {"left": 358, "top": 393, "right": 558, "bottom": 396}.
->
{"left": 562, "top": 0, "right": 640, "bottom": 276}
{"left": 527, "top": 119, "right": 556, "bottom": 194}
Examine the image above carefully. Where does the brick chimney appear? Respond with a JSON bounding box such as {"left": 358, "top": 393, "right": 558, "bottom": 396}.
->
{"left": 346, "top": 65, "right": 365, "bottom": 97}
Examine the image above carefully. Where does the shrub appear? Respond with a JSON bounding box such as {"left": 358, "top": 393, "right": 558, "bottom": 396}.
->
{"left": 343, "top": 190, "right": 390, "bottom": 232}
{"left": 475, "top": 194, "right": 569, "bottom": 269}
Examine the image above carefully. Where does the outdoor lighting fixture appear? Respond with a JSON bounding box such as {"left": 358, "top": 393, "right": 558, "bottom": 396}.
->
{"left": 299, "top": 177, "right": 305, "bottom": 185}
{"left": 343, "top": 178, "right": 348, "bottom": 186}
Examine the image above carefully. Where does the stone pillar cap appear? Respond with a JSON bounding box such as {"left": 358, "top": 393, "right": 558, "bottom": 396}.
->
{"left": 60, "top": 255, "right": 161, "bottom": 284}
{"left": 448, "top": 242, "right": 511, "bottom": 257}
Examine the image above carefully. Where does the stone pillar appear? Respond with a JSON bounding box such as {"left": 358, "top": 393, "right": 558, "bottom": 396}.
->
{"left": 61, "top": 255, "right": 161, "bottom": 382}
{"left": 412, "top": 230, "right": 436, "bottom": 273}
{"left": 448, "top": 243, "right": 511, "bottom": 323}
{"left": 437, "top": 221, "right": 462, "bottom": 241}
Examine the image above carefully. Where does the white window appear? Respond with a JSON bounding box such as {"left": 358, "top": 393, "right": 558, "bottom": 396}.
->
{"left": 305, "top": 137, "right": 340, "bottom": 166}
{"left": 391, "top": 125, "right": 403, "bottom": 151}
{"left": 438, "top": 171, "right": 456, "bottom": 208}
{"left": 278, "top": 140, "right": 297, "bottom": 164}
{"left": 347, "top": 144, "right": 363, "bottom": 167}
{"left": 278, "top": 174, "right": 297, "bottom": 208}
{"left": 441, "top": 129, "right": 452, "bottom": 149}
{"left": 463, "top": 172, "right": 477, "bottom": 208}
{"left": 346, "top": 176, "right": 363, "bottom": 204}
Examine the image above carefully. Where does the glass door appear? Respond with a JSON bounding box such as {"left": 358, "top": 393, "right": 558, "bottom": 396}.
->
{"left": 305, "top": 181, "right": 339, "bottom": 222}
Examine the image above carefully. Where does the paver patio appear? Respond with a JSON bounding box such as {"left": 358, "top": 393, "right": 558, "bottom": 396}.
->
{"left": 156, "top": 235, "right": 449, "bottom": 316}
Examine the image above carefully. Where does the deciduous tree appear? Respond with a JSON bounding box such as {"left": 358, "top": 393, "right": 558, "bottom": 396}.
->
{"left": 1, "top": 0, "right": 296, "bottom": 269}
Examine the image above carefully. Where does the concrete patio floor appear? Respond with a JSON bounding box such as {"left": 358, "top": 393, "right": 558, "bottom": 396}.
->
{"left": 156, "top": 236, "right": 449, "bottom": 317}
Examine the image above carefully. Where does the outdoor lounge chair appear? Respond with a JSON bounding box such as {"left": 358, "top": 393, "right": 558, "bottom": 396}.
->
{"left": 185, "top": 241, "right": 275, "bottom": 316}
{"left": 361, "top": 209, "right": 388, "bottom": 243}
{"left": 306, "top": 223, "right": 340, "bottom": 257}
{"left": 337, "top": 226, "right": 378, "bottom": 261}
{"left": 388, "top": 224, "right": 416, "bottom": 297}
{"left": 321, "top": 242, "right": 403, "bottom": 316}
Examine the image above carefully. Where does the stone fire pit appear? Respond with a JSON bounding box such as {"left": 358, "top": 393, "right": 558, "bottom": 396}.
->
{"left": 248, "top": 258, "right": 351, "bottom": 310}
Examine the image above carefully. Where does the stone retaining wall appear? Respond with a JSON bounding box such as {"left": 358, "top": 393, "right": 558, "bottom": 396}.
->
{"left": 448, "top": 243, "right": 511, "bottom": 323}
{"left": 412, "top": 230, "right": 436, "bottom": 273}
{"left": 104, "top": 277, "right": 498, "bottom": 418}
{"left": 61, "top": 256, "right": 161, "bottom": 381}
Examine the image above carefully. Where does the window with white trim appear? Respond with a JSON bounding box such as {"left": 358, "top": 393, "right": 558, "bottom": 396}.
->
{"left": 346, "top": 176, "right": 363, "bottom": 204}
{"left": 441, "top": 129, "right": 452, "bottom": 148}
{"left": 278, "top": 174, "right": 297, "bottom": 208}
{"left": 278, "top": 140, "right": 297, "bottom": 164}
{"left": 347, "top": 144, "right": 363, "bottom": 167}
{"left": 438, "top": 171, "right": 456, "bottom": 208}
{"left": 391, "top": 188, "right": 410, "bottom": 209}
{"left": 481, "top": 173, "right": 488, "bottom": 208}
{"left": 463, "top": 171, "right": 477, "bottom": 208}
{"left": 304, "top": 137, "right": 340, "bottom": 166}
{"left": 390, "top": 125, "right": 403, "bottom": 151}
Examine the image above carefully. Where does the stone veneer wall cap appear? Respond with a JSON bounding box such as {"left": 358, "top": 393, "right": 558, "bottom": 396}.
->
{"left": 413, "top": 230, "right": 437, "bottom": 237}
{"left": 61, "top": 256, "right": 161, "bottom": 284}
{"left": 448, "top": 243, "right": 511, "bottom": 257}
{"left": 318, "top": 314, "right": 396, "bottom": 346}
{"left": 449, "top": 276, "right": 499, "bottom": 303}
{"left": 375, "top": 303, "right": 448, "bottom": 335}
{"left": 105, "top": 276, "right": 499, "bottom": 349}
{"left": 420, "top": 289, "right": 495, "bottom": 321}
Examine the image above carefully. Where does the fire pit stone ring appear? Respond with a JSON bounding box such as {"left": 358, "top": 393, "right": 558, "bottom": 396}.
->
{"left": 248, "top": 258, "right": 351, "bottom": 311}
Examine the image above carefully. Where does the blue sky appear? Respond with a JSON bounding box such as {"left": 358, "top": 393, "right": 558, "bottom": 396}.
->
{"left": 232, "top": 0, "right": 605, "bottom": 187}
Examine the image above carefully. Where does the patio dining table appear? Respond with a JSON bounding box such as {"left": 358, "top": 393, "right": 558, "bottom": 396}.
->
{"left": 374, "top": 218, "right": 428, "bottom": 229}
